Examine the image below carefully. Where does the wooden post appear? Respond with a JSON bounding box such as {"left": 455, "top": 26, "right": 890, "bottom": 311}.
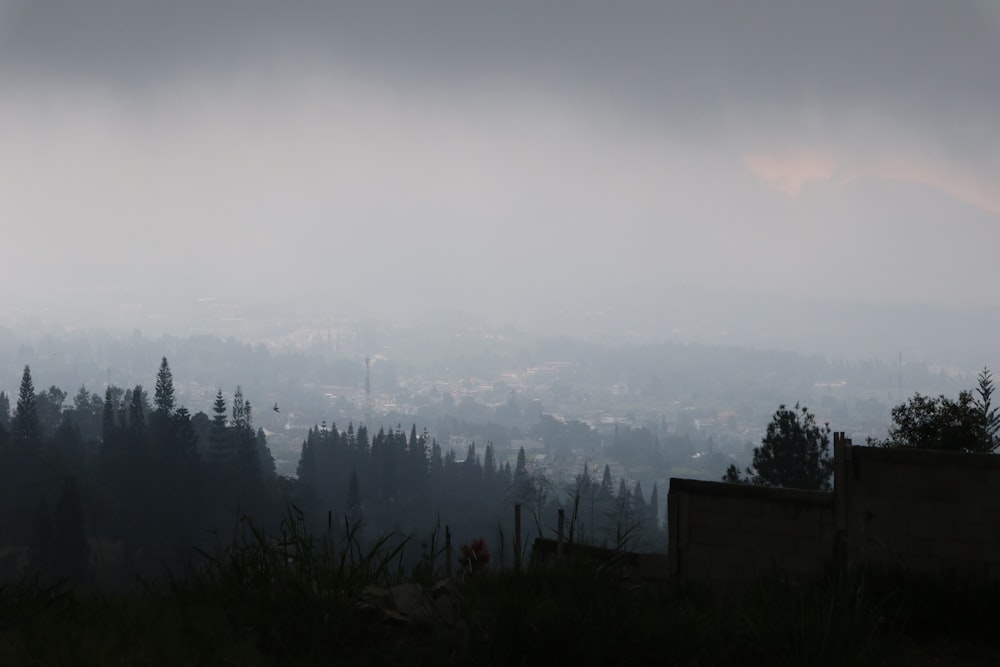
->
{"left": 833, "top": 432, "right": 852, "bottom": 571}
{"left": 557, "top": 508, "right": 565, "bottom": 560}
{"left": 514, "top": 504, "right": 522, "bottom": 570}
{"left": 445, "top": 526, "right": 452, "bottom": 579}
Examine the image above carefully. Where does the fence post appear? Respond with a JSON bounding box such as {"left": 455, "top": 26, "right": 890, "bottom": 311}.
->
{"left": 514, "top": 504, "right": 522, "bottom": 570}
{"left": 445, "top": 526, "right": 452, "bottom": 579}
{"left": 833, "top": 432, "right": 852, "bottom": 571}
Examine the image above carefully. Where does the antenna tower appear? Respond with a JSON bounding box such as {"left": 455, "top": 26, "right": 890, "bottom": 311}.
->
{"left": 363, "top": 356, "right": 373, "bottom": 426}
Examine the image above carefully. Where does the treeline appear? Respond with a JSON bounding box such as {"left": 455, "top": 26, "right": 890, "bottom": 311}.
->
{"left": 0, "top": 358, "right": 666, "bottom": 588}
{"left": 295, "top": 420, "right": 666, "bottom": 560}
{"left": 0, "top": 359, "right": 284, "bottom": 586}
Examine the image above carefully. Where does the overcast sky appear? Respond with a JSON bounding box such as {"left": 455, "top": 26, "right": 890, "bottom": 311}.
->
{"left": 1, "top": 1, "right": 998, "bottom": 335}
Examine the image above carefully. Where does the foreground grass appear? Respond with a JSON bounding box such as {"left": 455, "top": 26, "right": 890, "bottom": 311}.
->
{"left": 3, "top": 519, "right": 1000, "bottom": 666}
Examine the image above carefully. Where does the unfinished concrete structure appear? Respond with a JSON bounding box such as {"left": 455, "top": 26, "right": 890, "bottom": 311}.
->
{"left": 668, "top": 436, "right": 1000, "bottom": 584}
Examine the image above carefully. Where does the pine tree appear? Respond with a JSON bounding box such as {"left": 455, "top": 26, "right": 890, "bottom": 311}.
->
{"left": 648, "top": 483, "right": 659, "bottom": 531}
{"left": 127, "top": 385, "right": 147, "bottom": 441}
{"left": 512, "top": 446, "right": 532, "bottom": 505}
{"left": 71, "top": 385, "right": 102, "bottom": 443}
{"left": 345, "top": 421, "right": 356, "bottom": 449}
{"left": 231, "top": 387, "right": 248, "bottom": 433}
{"left": 231, "top": 390, "right": 259, "bottom": 481}
{"left": 748, "top": 403, "right": 833, "bottom": 491}
{"left": 208, "top": 389, "right": 231, "bottom": 462}
{"left": 462, "top": 442, "right": 481, "bottom": 480}
{"left": 370, "top": 427, "right": 387, "bottom": 501}
{"left": 154, "top": 357, "right": 176, "bottom": 416}
{"left": 599, "top": 464, "right": 614, "bottom": 500}
{"left": 0, "top": 390, "right": 9, "bottom": 430}
{"left": 482, "top": 442, "right": 497, "bottom": 482}
{"left": 173, "top": 407, "right": 199, "bottom": 464}
{"left": 408, "top": 425, "right": 428, "bottom": 478}
{"left": 356, "top": 424, "right": 370, "bottom": 455}
{"left": 616, "top": 478, "right": 631, "bottom": 517}
{"left": 101, "top": 387, "right": 117, "bottom": 444}
{"left": 319, "top": 424, "right": 341, "bottom": 493}
{"left": 514, "top": 446, "right": 528, "bottom": 479}
{"left": 12, "top": 365, "right": 41, "bottom": 447}
{"left": 296, "top": 432, "right": 317, "bottom": 488}
{"left": 975, "top": 367, "right": 1000, "bottom": 451}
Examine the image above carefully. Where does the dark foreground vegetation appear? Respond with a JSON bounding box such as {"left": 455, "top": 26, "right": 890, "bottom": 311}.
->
{"left": 3, "top": 512, "right": 1000, "bottom": 667}
{"left": 5, "top": 353, "right": 1000, "bottom": 664}
{"left": 0, "top": 357, "right": 672, "bottom": 589}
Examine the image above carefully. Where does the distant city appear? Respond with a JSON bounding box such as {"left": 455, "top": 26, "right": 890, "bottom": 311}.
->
{"left": 0, "top": 292, "right": 978, "bottom": 492}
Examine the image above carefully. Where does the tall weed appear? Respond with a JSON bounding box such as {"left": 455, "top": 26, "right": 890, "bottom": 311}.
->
{"left": 739, "top": 571, "right": 892, "bottom": 666}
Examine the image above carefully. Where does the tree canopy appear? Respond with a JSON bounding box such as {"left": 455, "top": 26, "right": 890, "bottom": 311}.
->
{"left": 868, "top": 367, "right": 999, "bottom": 453}
{"left": 725, "top": 403, "right": 833, "bottom": 491}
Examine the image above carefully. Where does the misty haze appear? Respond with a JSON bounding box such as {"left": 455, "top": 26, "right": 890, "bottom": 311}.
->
{"left": 0, "top": 1, "right": 998, "bottom": 664}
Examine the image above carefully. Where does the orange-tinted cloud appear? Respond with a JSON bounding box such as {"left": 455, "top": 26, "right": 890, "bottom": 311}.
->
{"left": 743, "top": 150, "right": 841, "bottom": 196}
{"left": 745, "top": 149, "right": 1000, "bottom": 217}
{"left": 868, "top": 156, "right": 1000, "bottom": 217}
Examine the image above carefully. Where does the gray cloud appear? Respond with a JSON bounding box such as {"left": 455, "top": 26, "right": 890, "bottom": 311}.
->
{"left": 1, "top": 1, "right": 996, "bottom": 174}
{"left": 0, "top": 1, "right": 998, "bottom": 333}
{"left": 2, "top": 2, "right": 997, "bottom": 124}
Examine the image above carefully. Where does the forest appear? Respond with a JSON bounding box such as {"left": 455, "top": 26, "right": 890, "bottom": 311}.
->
{"left": 0, "top": 316, "right": 988, "bottom": 590}
{"left": 3, "top": 350, "right": 1000, "bottom": 664}
{"left": 0, "top": 357, "right": 664, "bottom": 588}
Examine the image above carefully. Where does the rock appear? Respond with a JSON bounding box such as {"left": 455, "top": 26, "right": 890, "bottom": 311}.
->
{"left": 389, "top": 583, "right": 432, "bottom": 622}
{"left": 430, "top": 579, "right": 464, "bottom": 625}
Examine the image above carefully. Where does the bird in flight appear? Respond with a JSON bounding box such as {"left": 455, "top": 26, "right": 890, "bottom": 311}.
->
{"left": 273, "top": 403, "right": 280, "bottom": 413}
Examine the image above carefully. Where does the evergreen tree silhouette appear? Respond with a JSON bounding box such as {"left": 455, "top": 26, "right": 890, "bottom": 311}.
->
{"left": 0, "top": 390, "right": 9, "bottom": 430}
{"left": 208, "top": 389, "right": 231, "bottom": 462}
{"left": 748, "top": 403, "right": 833, "bottom": 491}
{"left": 12, "top": 366, "right": 41, "bottom": 448}
{"left": 127, "top": 385, "right": 147, "bottom": 442}
{"left": 154, "top": 357, "right": 176, "bottom": 416}
{"left": 232, "top": 389, "right": 260, "bottom": 481}
{"left": 648, "top": 483, "right": 659, "bottom": 532}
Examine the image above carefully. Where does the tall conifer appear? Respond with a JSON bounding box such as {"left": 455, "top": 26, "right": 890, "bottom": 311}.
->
{"left": 208, "top": 389, "right": 231, "bottom": 461}
{"left": 154, "top": 357, "right": 176, "bottom": 416}
{"left": 12, "top": 366, "right": 41, "bottom": 447}
{"left": 0, "top": 390, "right": 9, "bottom": 430}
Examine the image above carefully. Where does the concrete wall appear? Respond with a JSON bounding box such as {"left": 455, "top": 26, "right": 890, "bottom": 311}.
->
{"left": 669, "top": 443, "right": 1000, "bottom": 583}
{"left": 840, "top": 446, "right": 1000, "bottom": 580}
{"left": 668, "top": 478, "right": 834, "bottom": 585}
